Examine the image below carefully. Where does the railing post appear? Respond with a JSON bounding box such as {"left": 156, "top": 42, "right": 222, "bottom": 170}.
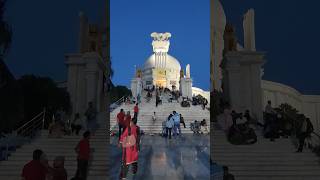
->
{"left": 42, "top": 108, "right": 46, "bottom": 130}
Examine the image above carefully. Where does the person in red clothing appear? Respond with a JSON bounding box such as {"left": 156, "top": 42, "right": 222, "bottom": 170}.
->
{"left": 133, "top": 103, "right": 139, "bottom": 124}
{"left": 74, "top": 131, "right": 91, "bottom": 180}
{"left": 51, "top": 156, "right": 67, "bottom": 180}
{"left": 117, "top": 109, "right": 126, "bottom": 139}
{"left": 119, "top": 118, "right": 141, "bottom": 179}
{"left": 21, "top": 149, "right": 48, "bottom": 180}
{"left": 123, "top": 111, "right": 131, "bottom": 129}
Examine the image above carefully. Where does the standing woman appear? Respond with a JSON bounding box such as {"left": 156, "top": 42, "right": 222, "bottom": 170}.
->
{"left": 124, "top": 111, "right": 131, "bottom": 130}
{"left": 84, "top": 102, "right": 97, "bottom": 135}
{"left": 119, "top": 119, "right": 140, "bottom": 179}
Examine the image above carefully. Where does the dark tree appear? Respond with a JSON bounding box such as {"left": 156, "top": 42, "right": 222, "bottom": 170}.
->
{"left": 0, "top": 0, "right": 12, "bottom": 57}
{"left": 0, "top": 0, "right": 22, "bottom": 133}
{"left": 110, "top": 85, "right": 131, "bottom": 103}
{"left": 18, "top": 75, "right": 71, "bottom": 128}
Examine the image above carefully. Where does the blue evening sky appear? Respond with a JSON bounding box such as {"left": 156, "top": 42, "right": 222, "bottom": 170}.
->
{"left": 222, "top": 0, "right": 320, "bottom": 94}
{"left": 110, "top": 0, "right": 210, "bottom": 90}
{"left": 3, "top": 0, "right": 320, "bottom": 94}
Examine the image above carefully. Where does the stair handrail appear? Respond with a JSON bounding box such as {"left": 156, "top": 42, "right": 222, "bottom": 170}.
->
{"left": 16, "top": 108, "right": 46, "bottom": 137}
{"left": 1, "top": 109, "right": 45, "bottom": 161}
{"left": 114, "top": 96, "right": 126, "bottom": 105}
{"left": 110, "top": 96, "right": 128, "bottom": 113}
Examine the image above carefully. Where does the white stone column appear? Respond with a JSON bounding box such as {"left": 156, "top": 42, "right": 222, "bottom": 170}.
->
{"left": 83, "top": 52, "right": 102, "bottom": 111}
{"left": 131, "top": 79, "right": 138, "bottom": 99}
{"left": 96, "top": 70, "right": 102, "bottom": 112}
{"left": 131, "top": 78, "right": 142, "bottom": 100}
{"left": 222, "top": 51, "right": 265, "bottom": 120}
{"left": 243, "top": 9, "right": 256, "bottom": 51}
{"left": 85, "top": 71, "right": 97, "bottom": 106}
{"left": 65, "top": 53, "right": 84, "bottom": 119}
{"left": 180, "top": 78, "right": 193, "bottom": 100}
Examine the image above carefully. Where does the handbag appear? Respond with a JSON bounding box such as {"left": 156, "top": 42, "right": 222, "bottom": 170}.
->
{"left": 122, "top": 127, "right": 136, "bottom": 148}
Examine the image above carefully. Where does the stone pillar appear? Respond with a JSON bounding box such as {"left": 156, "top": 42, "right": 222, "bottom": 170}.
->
{"left": 243, "top": 9, "right": 256, "bottom": 51}
{"left": 221, "top": 51, "right": 265, "bottom": 121}
{"left": 180, "top": 78, "right": 193, "bottom": 100}
{"left": 85, "top": 71, "right": 97, "bottom": 106}
{"left": 186, "top": 64, "right": 191, "bottom": 78}
{"left": 221, "top": 56, "right": 241, "bottom": 111}
{"left": 65, "top": 54, "right": 85, "bottom": 119}
{"left": 79, "top": 12, "right": 88, "bottom": 53}
{"left": 131, "top": 78, "right": 142, "bottom": 100}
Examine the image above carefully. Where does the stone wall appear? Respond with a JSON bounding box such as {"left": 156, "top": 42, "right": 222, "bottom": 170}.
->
{"left": 262, "top": 80, "right": 320, "bottom": 133}
{"left": 192, "top": 87, "right": 210, "bottom": 102}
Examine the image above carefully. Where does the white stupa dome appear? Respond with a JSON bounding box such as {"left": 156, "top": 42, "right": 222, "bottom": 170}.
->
{"left": 144, "top": 54, "right": 181, "bottom": 71}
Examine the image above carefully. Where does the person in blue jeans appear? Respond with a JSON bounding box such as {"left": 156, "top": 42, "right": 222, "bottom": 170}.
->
{"left": 172, "top": 111, "right": 181, "bottom": 136}
{"left": 166, "top": 114, "right": 174, "bottom": 139}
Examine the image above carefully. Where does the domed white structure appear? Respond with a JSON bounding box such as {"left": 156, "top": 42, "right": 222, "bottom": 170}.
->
{"left": 141, "top": 32, "right": 181, "bottom": 89}
{"left": 131, "top": 32, "right": 210, "bottom": 103}
{"left": 143, "top": 54, "right": 181, "bottom": 71}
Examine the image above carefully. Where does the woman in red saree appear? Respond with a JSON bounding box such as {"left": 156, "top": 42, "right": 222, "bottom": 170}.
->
{"left": 119, "top": 119, "right": 140, "bottom": 179}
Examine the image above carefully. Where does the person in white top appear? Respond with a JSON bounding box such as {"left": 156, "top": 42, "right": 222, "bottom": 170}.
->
{"left": 152, "top": 112, "right": 157, "bottom": 121}
{"left": 150, "top": 112, "right": 157, "bottom": 136}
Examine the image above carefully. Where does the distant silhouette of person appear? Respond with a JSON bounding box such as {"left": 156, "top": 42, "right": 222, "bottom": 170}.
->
{"left": 71, "top": 113, "right": 82, "bottom": 135}
{"left": 297, "top": 118, "right": 313, "bottom": 152}
{"left": 74, "top": 131, "right": 91, "bottom": 180}
{"left": 133, "top": 103, "right": 139, "bottom": 124}
{"left": 117, "top": 109, "right": 126, "bottom": 140}
{"left": 85, "top": 102, "right": 97, "bottom": 134}
{"left": 223, "top": 166, "right": 235, "bottom": 180}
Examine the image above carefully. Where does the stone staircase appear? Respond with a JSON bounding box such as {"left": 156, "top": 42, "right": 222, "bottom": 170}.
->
{"left": 110, "top": 91, "right": 210, "bottom": 134}
{"left": 213, "top": 126, "right": 320, "bottom": 180}
{"left": 0, "top": 112, "right": 107, "bottom": 180}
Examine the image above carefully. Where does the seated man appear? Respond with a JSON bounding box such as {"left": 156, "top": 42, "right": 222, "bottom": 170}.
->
{"left": 48, "top": 121, "right": 64, "bottom": 138}
{"left": 50, "top": 156, "right": 67, "bottom": 180}
{"left": 200, "top": 119, "right": 209, "bottom": 134}
{"left": 228, "top": 123, "right": 257, "bottom": 145}
{"left": 190, "top": 120, "right": 201, "bottom": 134}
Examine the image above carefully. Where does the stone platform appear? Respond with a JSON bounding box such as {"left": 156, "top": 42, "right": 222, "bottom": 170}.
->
{"left": 108, "top": 134, "right": 210, "bottom": 180}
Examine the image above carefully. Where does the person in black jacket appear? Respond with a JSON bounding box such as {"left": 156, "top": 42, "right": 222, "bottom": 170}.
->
{"left": 296, "top": 118, "right": 314, "bottom": 152}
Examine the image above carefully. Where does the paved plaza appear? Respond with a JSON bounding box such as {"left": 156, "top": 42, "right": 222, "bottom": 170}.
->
{"left": 109, "top": 134, "right": 210, "bottom": 180}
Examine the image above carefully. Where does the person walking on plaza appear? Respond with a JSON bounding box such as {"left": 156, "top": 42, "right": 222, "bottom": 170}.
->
{"left": 133, "top": 103, "right": 139, "bottom": 124}
{"left": 166, "top": 114, "right": 174, "bottom": 139}
{"left": 74, "top": 131, "right": 91, "bottom": 180}
{"left": 117, "top": 109, "right": 126, "bottom": 140}
{"left": 119, "top": 118, "right": 141, "bottom": 179}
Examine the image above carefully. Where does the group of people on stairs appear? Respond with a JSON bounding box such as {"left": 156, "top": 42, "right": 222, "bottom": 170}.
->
{"left": 219, "top": 100, "right": 315, "bottom": 152}
{"left": 116, "top": 103, "right": 141, "bottom": 179}
{"left": 21, "top": 130, "right": 92, "bottom": 180}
